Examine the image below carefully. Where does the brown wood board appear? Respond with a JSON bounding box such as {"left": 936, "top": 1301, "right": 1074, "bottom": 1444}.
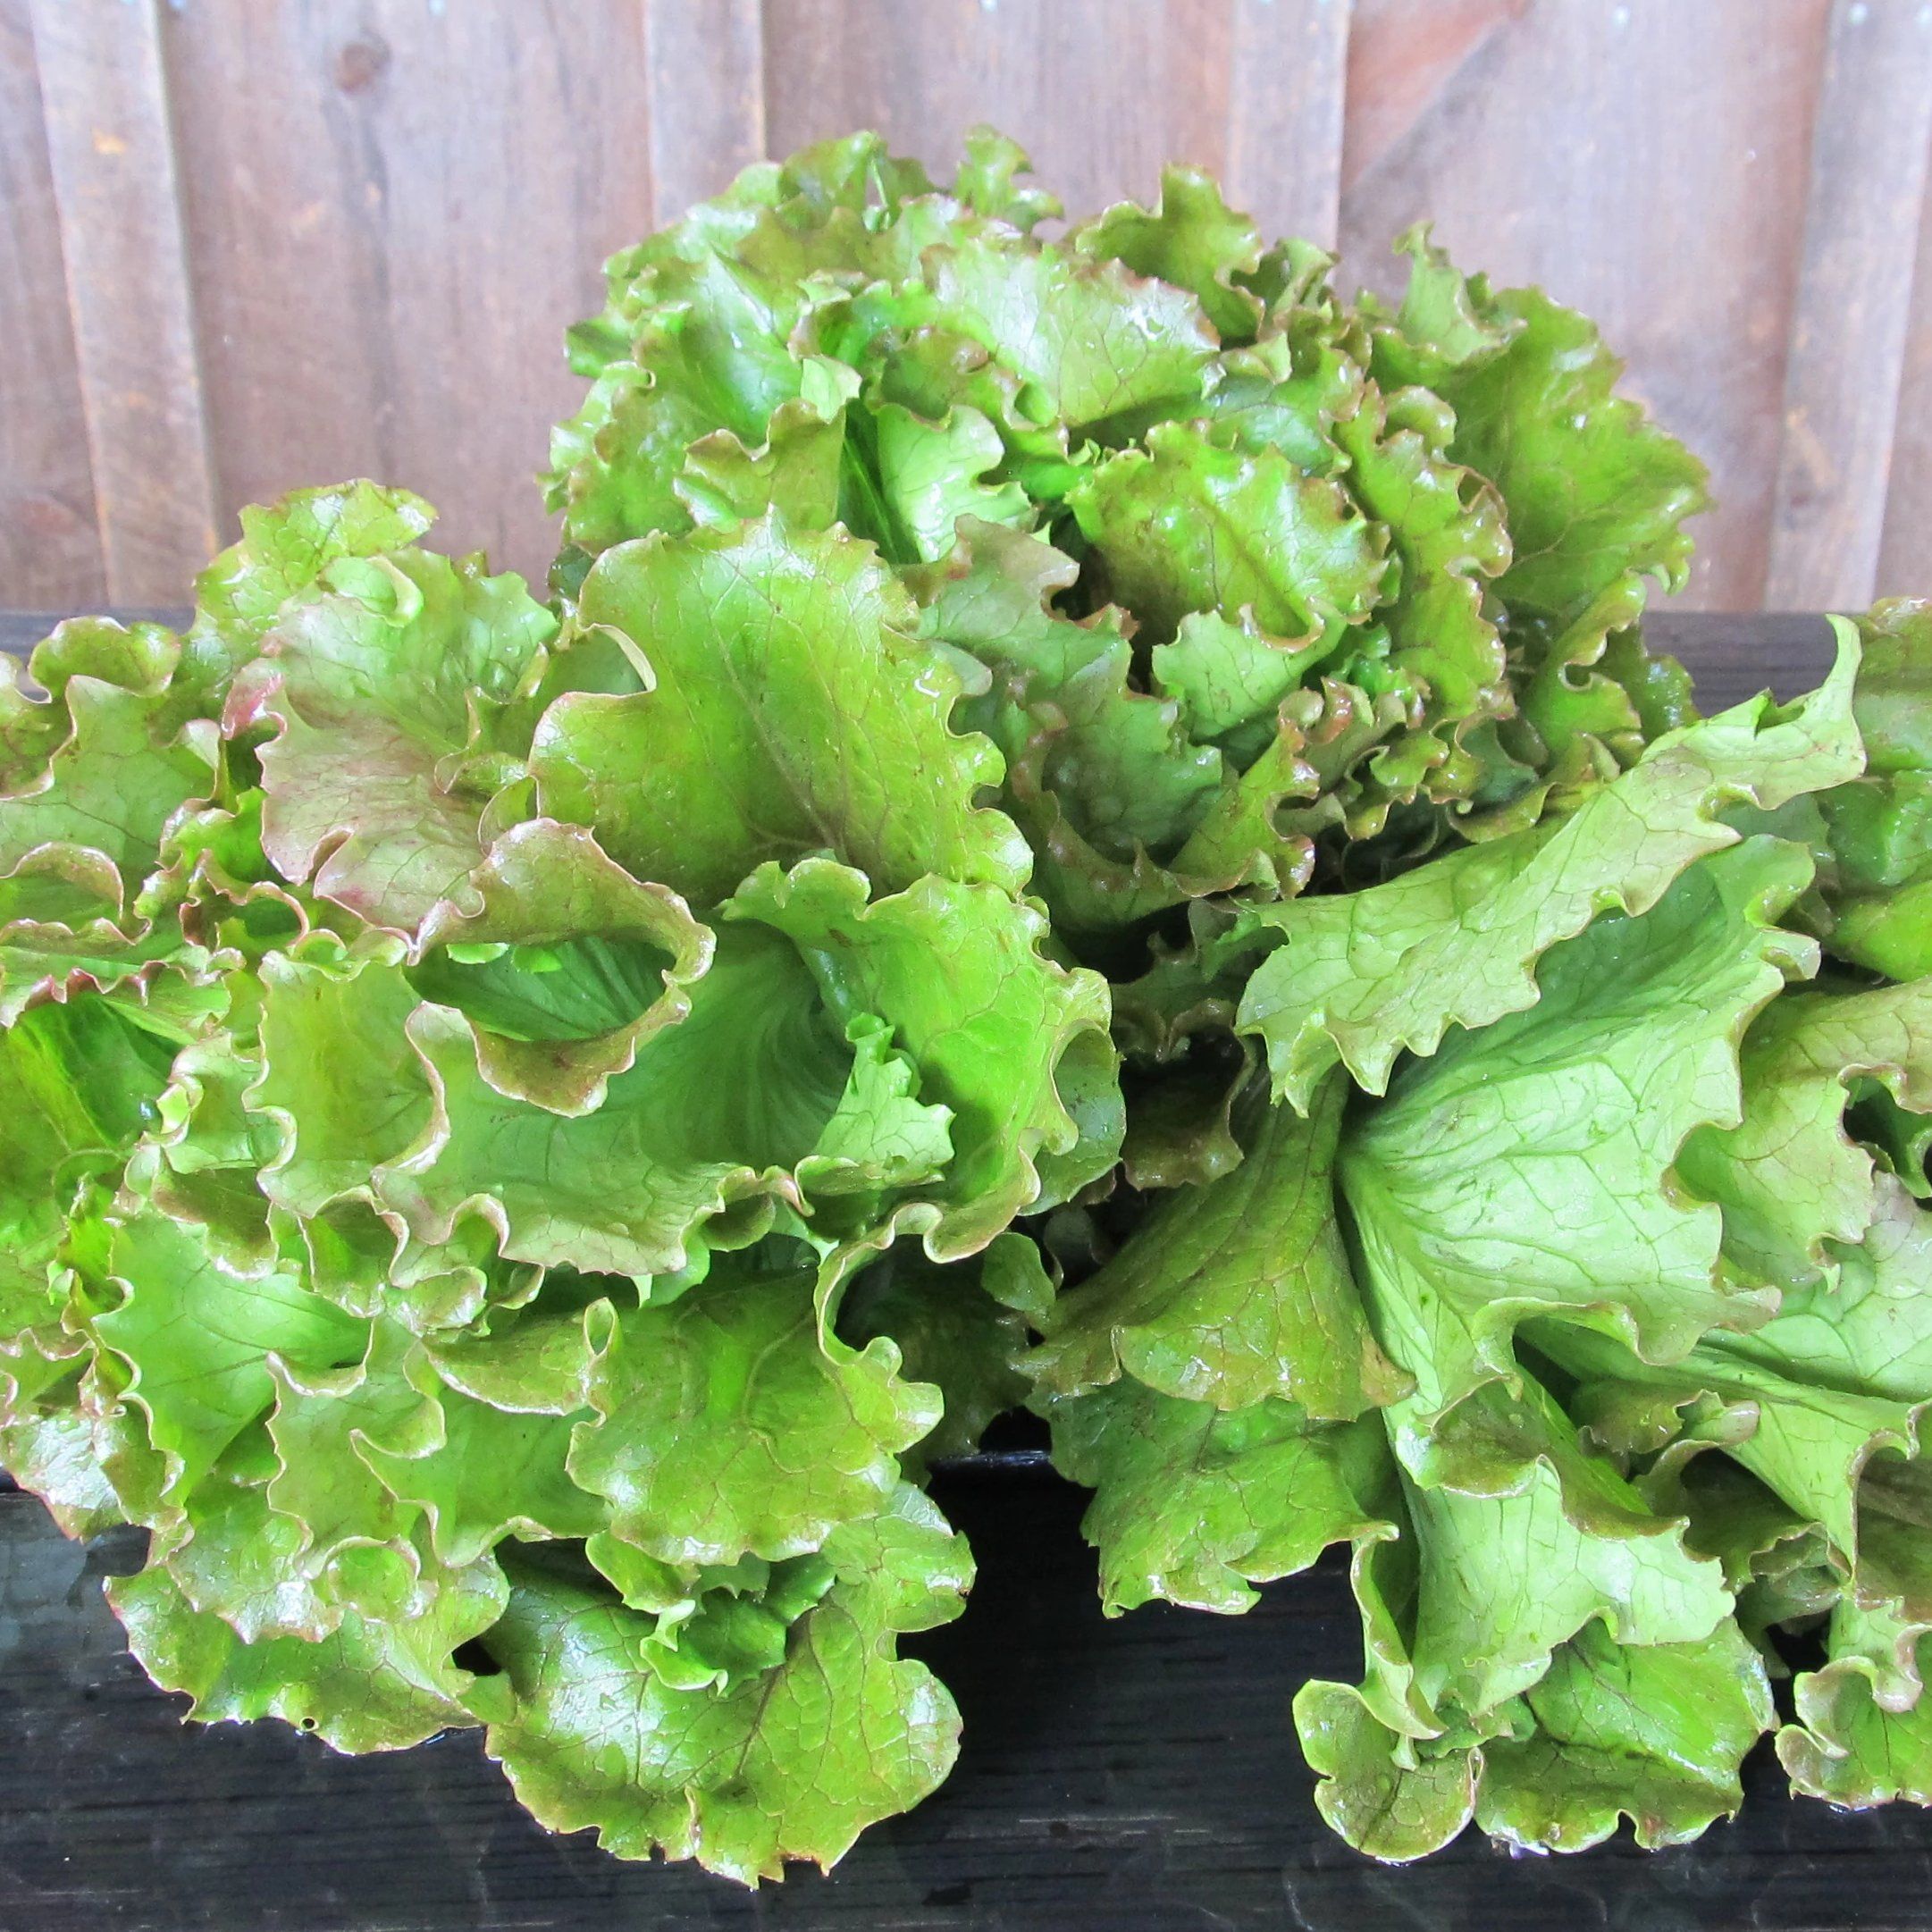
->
{"left": 13, "top": 0, "right": 1932, "bottom": 618}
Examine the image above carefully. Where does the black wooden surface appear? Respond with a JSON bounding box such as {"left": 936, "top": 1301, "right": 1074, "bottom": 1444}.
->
{"left": 6, "top": 606, "right": 1920, "bottom": 1932}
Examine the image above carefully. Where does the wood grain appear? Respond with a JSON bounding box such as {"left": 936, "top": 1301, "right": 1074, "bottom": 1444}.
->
{"left": 159, "top": 0, "right": 657, "bottom": 588}
{"left": 645, "top": 0, "right": 766, "bottom": 223}
{"left": 28, "top": 0, "right": 216, "bottom": 605}
{"left": 1340, "top": 0, "right": 1833, "bottom": 612}
{"left": 1767, "top": 0, "right": 1932, "bottom": 611}
{"left": 5, "top": 0, "right": 1932, "bottom": 617}
{"left": 1878, "top": 63, "right": 1932, "bottom": 601}
{"left": 1225, "top": 0, "right": 1354, "bottom": 248}
{"left": 761, "top": 0, "right": 1239, "bottom": 222}
{"left": 1340, "top": 0, "right": 1526, "bottom": 199}
{"left": 0, "top": 4, "right": 103, "bottom": 610}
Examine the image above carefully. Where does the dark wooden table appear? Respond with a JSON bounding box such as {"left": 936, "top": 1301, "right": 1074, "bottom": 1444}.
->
{"left": 5, "top": 609, "right": 1921, "bottom": 1932}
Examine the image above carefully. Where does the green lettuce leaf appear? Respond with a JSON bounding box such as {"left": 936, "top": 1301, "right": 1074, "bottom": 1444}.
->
{"left": 547, "top": 247, "right": 819, "bottom": 557}
{"left": 565, "top": 1261, "right": 937, "bottom": 1567}
{"left": 1298, "top": 1620, "right": 1769, "bottom": 1861}
{"left": 478, "top": 1488, "right": 971, "bottom": 1882}
{"left": 364, "top": 854, "right": 1105, "bottom": 1277}
{"left": 0, "top": 857, "right": 224, "bottom": 1031}
{"left": 1325, "top": 381, "right": 1510, "bottom": 805}
{"left": 1234, "top": 637, "right": 1860, "bottom": 1108}
{"left": 1781, "top": 1600, "right": 1932, "bottom": 1806}
{"left": 0, "top": 618, "right": 217, "bottom": 903}
{"left": 1290, "top": 1365, "right": 1743, "bottom": 1858}
{"left": 835, "top": 1233, "right": 1036, "bottom": 1467}
{"left": 1537, "top": 1172, "right": 1932, "bottom": 1586}
{"left": 1366, "top": 226, "right": 1709, "bottom": 632}
{"left": 0, "top": 995, "right": 176, "bottom": 1331}
{"left": 123, "top": 1028, "right": 282, "bottom": 1272}
{"left": 1677, "top": 975, "right": 1932, "bottom": 1289}
{"left": 919, "top": 523, "right": 1330, "bottom": 933}
{"left": 251, "top": 937, "right": 434, "bottom": 1219}
{"left": 1292, "top": 1678, "right": 1483, "bottom": 1861}
{"left": 91, "top": 1209, "right": 364, "bottom": 1524}
{"left": 532, "top": 517, "right": 1029, "bottom": 906}
{"left": 1039, "top": 1378, "right": 1391, "bottom": 1614}
{"left": 1355, "top": 227, "right": 1712, "bottom": 833}
{"left": 1069, "top": 421, "right": 1386, "bottom": 648}
{"left": 1475, "top": 1621, "right": 1771, "bottom": 1853}
{"left": 112, "top": 1543, "right": 504, "bottom": 1753}
{"left": 725, "top": 856, "right": 1117, "bottom": 1256}
{"left": 1388, "top": 1376, "right": 1734, "bottom": 1725}
{"left": 228, "top": 549, "right": 558, "bottom": 934}
{"left": 184, "top": 481, "right": 436, "bottom": 706}
{"left": 1817, "top": 600, "right": 1932, "bottom": 980}
{"left": 1071, "top": 164, "right": 1265, "bottom": 344}
{"left": 924, "top": 234, "right": 1216, "bottom": 437}
{"left": 408, "top": 819, "right": 712, "bottom": 1116}
{"left": 1030, "top": 1069, "right": 1403, "bottom": 1418}
{"left": 374, "top": 932, "right": 860, "bottom": 1279}
{"left": 1339, "top": 839, "right": 1812, "bottom": 1430}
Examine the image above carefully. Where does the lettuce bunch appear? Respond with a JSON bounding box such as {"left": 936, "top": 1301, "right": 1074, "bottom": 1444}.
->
{"left": 1040, "top": 624, "right": 1932, "bottom": 1852}
{"left": 547, "top": 128, "right": 1710, "bottom": 934}
{"left": 0, "top": 482, "right": 1085, "bottom": 1880}
{"left": 2, "top": 130, "right": 1928, "bottom": 1877}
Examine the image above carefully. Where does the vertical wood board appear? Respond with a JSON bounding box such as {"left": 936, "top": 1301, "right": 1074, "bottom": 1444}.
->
{"left": 0, "top": 0, "right": 104, "bottom": 609}
{"left": 1226, "top": 0, "right": 1353, "bottom": 248}
{"left": 29, "top": 0, "right": 216, "bottom": 603}
{"left": 646, "top": 0, "right": 767, "bottom": 222}
{"left": 1768, "top": 0, "right": 1932, "bottom": 610}
{"left": 161, "top": 0, "right": 658, "bottom": 587}
{"left": 1877, "top": 7, "right": 1932, "bottom": 601}
{"left": 760, "top": 0, "right": 1240, "bottom": 222}
{"left": 4, "top": 0, "right": 1932, "bottom": 614}
{"left": 1339, "top": 0, "right": 1832, "bottom": 611}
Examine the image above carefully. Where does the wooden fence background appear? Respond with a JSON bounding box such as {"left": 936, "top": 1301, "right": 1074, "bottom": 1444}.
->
{"left": 5, "top": 0, "right": 1931, "bottom": 616}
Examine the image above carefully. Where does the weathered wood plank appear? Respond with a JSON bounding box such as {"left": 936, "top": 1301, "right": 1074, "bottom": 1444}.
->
{"left": 1340, "top": 0, "right": 1525, "bottom": 199}
{"left": 1226, "top": 0, "right": 1354, "bottom": 248}
{"left": 1340, "top": 0, "right": 1832, "bottom": 612}
{"left": 760, "top": 0, "right": 1240, "bottom": 222}
{"left": 1766, "top": 0, "right": 1932, "bottom": 611}
{"left": 644, "top": 0, "right": 766, "bottom": 222}
{"left": 5, "top": 0, "right": 1923, "bottom": 620}
{"left": 28, "top": 0, "right": 216, "bottom": 604}
{"left": 0, "top": 3, "right": 104, "bottom": 609}
{"left": 1645, "top": 608, "right": 1836, "bottom": 711}
{"left": 160, "top": 0, "right": 657, "bottom": 588}
{"left": 1877, "top": 91, "right": 1932, "bottom": 600}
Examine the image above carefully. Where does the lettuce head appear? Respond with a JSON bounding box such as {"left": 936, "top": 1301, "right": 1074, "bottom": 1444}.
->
{"left": 4, "top": 130, "right": 1928, "bottom": 1881}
